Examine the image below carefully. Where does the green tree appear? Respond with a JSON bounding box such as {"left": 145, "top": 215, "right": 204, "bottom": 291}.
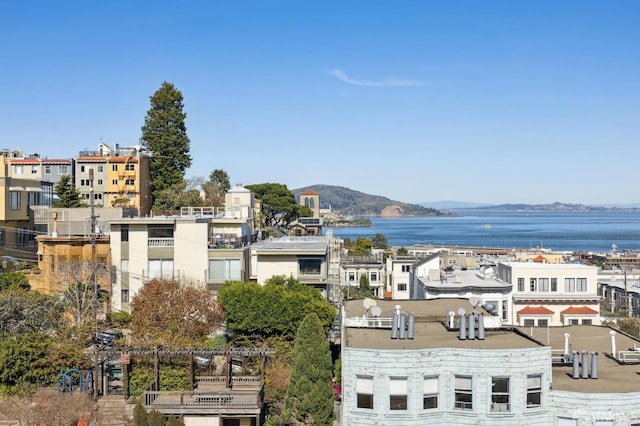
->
{"left": 0, "top": 289, "right": 66, "bottom": 338}
{"left": 218, "top": 277, "right": 335, "bottom": 340}
{"left": 359, "top": 273, "right": 371, "bottom": 295}
{"left": 155, "top": 179, "right": 205, "bottom": 214}
{"left": 246, "top": 183, "right": 300, "bottom": 227}
{"left": 147, "top": 409, "right": 165, "bottom": 426}
{"left": 133, "top": 400, "right": 148, "bottom": 426}
{"left": 53, "top": 175, "right": 86, "bottom": 208}
{"left": 349, "top": 237, "right": 373, "bottom": 255}
{"left": 396, "top": 246, "right": 409, "bottom": 256}
{"left": 0, "top": 272, "right": 30, "bottom": 291}
{"left": 203, "top": 169, "right": 231, "bottom": 207}
{"left": 167, "top": 414, "right": 185, "bottom": 426}
{"left": 372, "top": 233, "right": 388, "bottom": 249}
{"left": 140, "top": 81, "right": 192, "bottom": 209}
{"left": 285, "top": 313, "right": 334, "bottom": 425}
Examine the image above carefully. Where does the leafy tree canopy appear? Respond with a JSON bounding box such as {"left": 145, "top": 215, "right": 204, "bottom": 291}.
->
{"left": 284, "top": 313, "right": 334, "bottom": 425}
{"left": 0, "top": 272, "right": 30, "bottom": 292}
{"left": 0, "top": 289, "right": 66, "bottom": 337}
{"left": 349, "top": 237, "right": 373, "bottom": 255}
{"left": 53, "top": 175, "right": 86, "bottom": 208}
{"left": 130, "top": 279, "right": 223, "bottom": 347}
{"left": 140, "top": 81, "right": 192, "bottom": 209}
{"left": 372, "top": 233, "right": 388, "bottom": 249}
{"left": 218, "top": 277, "right": 336, "bottom": 340}
{"left": 202, "top": 169, "right": 231, "bottom": 207}
{"left": 154, "top": 179, "right": 205, "bottom": 214}
{"left": 245, "top": 183, "right": 300, "bottom": 228}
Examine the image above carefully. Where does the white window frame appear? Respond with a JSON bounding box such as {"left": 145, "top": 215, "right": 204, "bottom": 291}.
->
{"left": 356, "top": 375, "right": 373, "bottom": 409}
{"left": 389, "top": 377, "right": 407, "bottom": 411}
{"left": 454, "top": 375, "right": 473, "bottom": 411}
{"left": 423, "top": 376, "right": 438, "bottom": 409}
{"left": 491, "top": 377, "right": 510, "bottom": 412}
{"left": 526, "top": 374, "right": 542, "bottom": 408}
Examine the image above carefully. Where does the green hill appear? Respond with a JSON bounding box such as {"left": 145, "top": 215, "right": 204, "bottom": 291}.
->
{"left": 292, "top": 185, "right": 452, "bottom": 217}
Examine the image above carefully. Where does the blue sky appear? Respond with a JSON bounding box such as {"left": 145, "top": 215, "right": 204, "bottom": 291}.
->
{"left": 1, "top": 1, "right": 638, "bottom": 205}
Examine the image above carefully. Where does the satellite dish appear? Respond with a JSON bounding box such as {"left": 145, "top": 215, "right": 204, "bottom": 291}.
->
{"left": 363, "top": 298, "right": 375, "bottom": 310}
{"left": 469, "top": 297, "right": 481, "bottom": 307}
{"left": 457, "top": 307, "right": 466, "bottom": 316}
{"left": 370, "top": 306, "right": 382, "bottom": 317}
{"left": 484, "top": 303, "right": 496, "bottom": 313}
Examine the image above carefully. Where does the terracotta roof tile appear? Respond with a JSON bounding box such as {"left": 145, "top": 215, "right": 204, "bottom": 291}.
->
{"left": 561, "top": 306, "right": 598, "bottom": 315}
{"left": 517, "top": 305, "right": 554, "bottom": 315}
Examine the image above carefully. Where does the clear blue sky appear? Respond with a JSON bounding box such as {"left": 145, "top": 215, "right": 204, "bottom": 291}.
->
{"left": 1, "top": 1, "right": 638, "bottom": 205}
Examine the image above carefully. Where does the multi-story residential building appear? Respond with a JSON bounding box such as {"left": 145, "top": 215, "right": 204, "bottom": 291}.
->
{"left": 75, "top": 143, "right": 151, "bottom": 216}
{"left": 341, "top": 298, "right": 640, "bottom": 426}
{"left": 496, "top": 262, "right": 600, "bottom": 327}
{"left": 385, "top": 255, "right": 416, "bottom": 300}
{"left": 298, "top": 188, "right": 320, "bottom": 218}
{"left": 340, "top": 255, "right": 386, "bottom": 298}
{"left": 109, "top": 186, "right": 256, "bottom": 312}
{"left": 250, "top": 235, "right": 333, "bottom": 296}
{"left": 0, "top": 156, "right": 53, "bottom": 260}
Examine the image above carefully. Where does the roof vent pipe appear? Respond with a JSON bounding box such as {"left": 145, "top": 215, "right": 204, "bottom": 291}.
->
{"left": 448, "top": 311, "right": 455, "bottom": 328}
{"left": 478, "top": 313, "right": 485, "bottom": 340}
{"left": 468, "top": 312, "right": 476, "bottom": 340}
{"left": 590, "top": 352, "right": 598, "bottom": 379}
{"left": 399, "top": 314, "right": 406, "bottom": 339}
{"left": 581, "top": 351, "right": 589, "bottom": 379}
{"left": 407, "top": 313, "right": 415, "bottom": 339}
{"left": 572, "top": 351, "right": 579, "bottom": 379}
{"left": 391, "top": 313, "right": 399, "bottom": 339}
{"left": 609, "top": 330, "right": 617, "bottom": 358}
{"left": 459, "top": 314, "right": 467, "bottom": 340}
{"left": 564, "top": 333, "right": 570, "bottom": 356}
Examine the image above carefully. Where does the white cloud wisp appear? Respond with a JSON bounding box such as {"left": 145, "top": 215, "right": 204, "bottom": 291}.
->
{"left": 329, "top": 68, "right": 425, "bottom": 87}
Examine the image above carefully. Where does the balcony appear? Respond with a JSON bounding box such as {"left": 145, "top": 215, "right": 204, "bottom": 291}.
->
{"left": 148, "top": 238, "right": 174, "bottom": 247}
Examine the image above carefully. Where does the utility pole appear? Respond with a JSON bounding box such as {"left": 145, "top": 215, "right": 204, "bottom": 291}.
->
{"left": 90, "top": 169, "right": 99, "bottom": 399}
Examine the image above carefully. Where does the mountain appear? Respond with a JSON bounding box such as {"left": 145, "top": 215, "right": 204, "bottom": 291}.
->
{"left": 292, "top": 185, "right": 452, "bottom": 217}
{"left": 419, "top": 200, "right": 495, "bottom": 209}
{"left": 458, "top": 201, "right": 640, "bottom": 212}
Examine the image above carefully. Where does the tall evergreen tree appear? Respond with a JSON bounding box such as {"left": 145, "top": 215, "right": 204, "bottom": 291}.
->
{"left": 53, "top": 175, "right": 85, "bottom": 208}
{"left": 140, "top": 82, "right": 192, "bottom": 209}
{"left": 285, "top": 313, "right": 334, "bottom": 425}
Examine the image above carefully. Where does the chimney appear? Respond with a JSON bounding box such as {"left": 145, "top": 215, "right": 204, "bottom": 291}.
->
{"left": 468, "top": 312, "right": 476, "bottom": 340}
{"left": 590, "top": 352, "right": 598, "bottom": 379}
{"left": 391, "top": 311, "right": 399, "bottom": 339}
{"left": 399, "top": 314, "right": 406, "bottom": 339}
{"left": 459, "top": 314, "right": 467, "bottom": 340}
{"left": 572, "top": 351, "right": 579, "bottom": 379}
{"left": 610, "top": 330, "right": 617, "bottom": 358}
{"left": 478, "top": 313, "right": 485, "bottom": 340}
{"left": 448, "top": 311, "right": 455, "bottom": 328}
{"left": 564, "top": 333, "right": 570, "bottom": 356}
{"left": 407, "top": 313, "right": 415, "bottom": 339}
{"left": 581, "top": 351, "right": 589, "bottom": 379}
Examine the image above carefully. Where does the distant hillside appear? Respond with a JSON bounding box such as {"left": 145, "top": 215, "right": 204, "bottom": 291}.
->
{"left": 292, "top": 185, "right": 452, "bottom": 217}
{"left": 419, "top": 200, "right": 495, "bottom": 209}
{"left": 461, "top": 201, "right": 640, "bottom": 212}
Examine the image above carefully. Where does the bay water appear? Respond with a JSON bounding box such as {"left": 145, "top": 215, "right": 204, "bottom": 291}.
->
{"left": 324, "top": 210, "right": 640, "bottom": 253}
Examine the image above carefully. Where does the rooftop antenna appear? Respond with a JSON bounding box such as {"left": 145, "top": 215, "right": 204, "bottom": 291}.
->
{"left": 469, "top": 297, "right": 481, "bottom": 312}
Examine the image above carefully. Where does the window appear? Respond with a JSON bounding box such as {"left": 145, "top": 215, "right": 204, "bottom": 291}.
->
{"left": 370, "top": 272, "right": 377, "bottom": 282}
{"left": 582, "top": 319, "right": 592, "bottom": 325}
{"left": 529, "top": 278, "right": 537, "bottom": 292}
{"left": 208, "top": 259, "right": 242, "bottom": 281}
{"left": 148, "top": 225, "right": 174, "bottom": 238}
{"left": 538, "top": 319, "right": 548, "bottom": 327}
{"left": 526, "top": 374, "right": 542, "bottom": 408}
{"left": 356, "top": 376, "right": 373, "bottom": 409}
{"left": 28, "top": 192, "right": 40, "bottom": 206}
{"left": 397, "top": 283, "right": 407, "bottom": 291}
{"left": 148, "top": 259, "right": 174, "bottom": 279}
{"left": 569, "top": 319, "right": 579, "bottom": 325}
{"left": 14, "top": 165, "right": 23, "bottom": 174}
{"left": 539, "top": 278, "right": 549, "bottom": 291}
{"left": 98, "top": 165, "right": 104, "bottom": 173}
{"left": 112, "top": 179, "right": 118, "bottom": 185}
{"left": 423, "top": 376, "right": 438, "bottom": 409}
{"left": 112, "top": 164, "right": 118, "bottom": 171}
{"left": 80, "top": 165, "right": 85, "bottom": 173}
{"left": 524, "top": 319, "right": 535, "bottom": 326}
{"left": 551, "top": 278, "right": 558, "bottom": 292}
{"left": 517, "top": 278, "right": 524, "bottom": 291}
{"left": 31, "top": 166, "right": 38, "bottom": 174}
{"left": 121, "top": 225, "right": 129, "bottom": 242}
{"left": 125, "top": 179, "right": 135, "bottom": 185}
{"left": 97, "top": 179, "right": 103, "bottom": 185}
{"left": 121, "top": 259, "right": 129, "bottom": 272}
{"left": 125, "top": 164, "right": 135, "bottom": 171}
{"left": 299, "top": 258, "right": 322, "bottom": 275}
{"left": 401, "top": 265, "right": 411, "bottom": 272}
{"left": 389, "top": 377, "right": 407, "bottom": 410}
{"left": 491, "top": 377, "right": 510, "bottom": 412}
{"left": 44, "top": 165, "right": 51, "bottom": 174}
{"left": 121, "top": 290, "right": 129, "bottom": 303}
{"left": 564, "top": 278, "right": 575, "bottom": 292}
{"left": 9, "top": 191, "right": 21, "bottom": 210}
{"left": 576, "top": 278, "right": 587, "bottom": 292}
{"left": 454, "top": 376, "right": 472, "bottom": 410}
{"left": 348, "top": 272, "right": 355, "bottom": 282}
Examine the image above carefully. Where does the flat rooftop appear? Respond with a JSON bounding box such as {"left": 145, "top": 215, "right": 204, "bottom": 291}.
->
{"left": 344, "top": 298, "right": 539, "bottom": 351}
{"left": 520, "top": 325, "right": 640, "bottom": 393}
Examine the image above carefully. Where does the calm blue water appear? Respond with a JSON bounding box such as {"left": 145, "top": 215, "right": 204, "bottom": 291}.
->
{"left": 325, "top": 211, "right": 640, "bottom": 252}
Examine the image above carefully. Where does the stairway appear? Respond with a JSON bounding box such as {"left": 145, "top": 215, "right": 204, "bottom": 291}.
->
{"left": 94, "top": 395, "right": 133, "bottom": 426}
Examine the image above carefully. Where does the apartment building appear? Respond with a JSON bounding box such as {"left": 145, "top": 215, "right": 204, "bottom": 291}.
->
{"left": 385, "top": 255, "right": 415, "bottom": 300}
{"left": 496, "top": 262, "right": 600, "bottom": 327}
{"left": 340, "top": 255, "right": 386, "bottom": 298}
{"left": 341, "top": 298, "right": 640, "bottom": 426}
